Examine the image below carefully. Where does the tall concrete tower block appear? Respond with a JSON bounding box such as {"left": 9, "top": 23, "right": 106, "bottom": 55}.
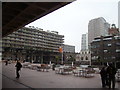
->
{"left": 88, "top": 17, "right": 110, "bottom": 45}
{"left": 81, "top": 33, "right": 88, "bottom": 51}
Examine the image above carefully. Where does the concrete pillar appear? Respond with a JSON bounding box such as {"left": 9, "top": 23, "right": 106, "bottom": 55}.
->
{"left": 41, "top": 52, "right": 43, "bottom": 64}
{"left": 31, "top": 55, "right": 33, "bottom": 63}
{"left": 33, "top": 55, "right": 35, "bottom": 62}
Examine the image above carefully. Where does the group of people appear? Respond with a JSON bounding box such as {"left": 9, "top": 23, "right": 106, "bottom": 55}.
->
{"left": 100, "top": 62, "right": 117, "bottom": 89}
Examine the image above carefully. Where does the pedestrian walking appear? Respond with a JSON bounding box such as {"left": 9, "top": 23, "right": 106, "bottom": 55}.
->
{"left": 52, "top": 63, "right": 56, "bottom": 71}
{"left": 100, "top": 63, "right": 108, "bottom": 88}
{"left": 107, "top": 62, "right": 117, "bottom": 89}
{"left": 15, "top": 60, "right": 22, "bottom": 78}
{"left": 5, "top": 60, "right": 8, "bottom": 66}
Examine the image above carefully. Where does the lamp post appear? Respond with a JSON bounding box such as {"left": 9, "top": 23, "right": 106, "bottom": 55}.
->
{"left": 58, "top": 46, "right": 63, "bottom": 64}
{"left": 61, "top": 52, "right": 63, "bottom": 64}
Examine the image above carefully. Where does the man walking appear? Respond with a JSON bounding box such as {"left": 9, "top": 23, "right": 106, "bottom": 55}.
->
{"left": 15, "top": 60, "right": 22, "bottom": 78}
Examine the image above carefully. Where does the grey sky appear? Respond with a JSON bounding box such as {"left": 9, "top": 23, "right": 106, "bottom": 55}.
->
{"left": 26, "top": 0, "right": 119, "bottom": 52}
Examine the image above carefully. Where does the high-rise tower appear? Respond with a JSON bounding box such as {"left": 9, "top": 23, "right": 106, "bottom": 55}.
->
{"left": 81, "top": 33, "right": 88, "bottom": 51}
{"left": 88, "top": 17, "right": 110, "bottom": 45}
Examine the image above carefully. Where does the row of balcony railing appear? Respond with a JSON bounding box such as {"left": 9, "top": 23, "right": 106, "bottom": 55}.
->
{"left": 2, "top": 37, "right": 63, "bottom": 48}
{"left": 2, "top": 43, "right": 60, "bottom": 52}
{"left": 3, "top": 35, "right": 63, "bottom": 44}
{"left": 8, "top": 32, "right": 64, "bottom": 43}
{"left": 16, "top": 29, "right": 64, "bottom": 40}
{"left": 2, "top": 40, "right": 62, "bottom": 50}
{"left": 22, "top": 27, "right": 63, "bottom": 37}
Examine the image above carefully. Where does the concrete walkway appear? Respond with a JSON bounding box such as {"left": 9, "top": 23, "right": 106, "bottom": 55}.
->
{"left": 1, "top": 62, "right": 120, "bottom": 89}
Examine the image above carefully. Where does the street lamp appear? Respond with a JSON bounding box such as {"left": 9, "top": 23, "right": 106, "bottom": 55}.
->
{"left": 58, "top": 46, "right": 63, "bottom": 64}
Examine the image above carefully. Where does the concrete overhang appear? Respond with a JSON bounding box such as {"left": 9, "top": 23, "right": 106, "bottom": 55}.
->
{"left": 2, "top": 2, "right": 73, "bottom": 37}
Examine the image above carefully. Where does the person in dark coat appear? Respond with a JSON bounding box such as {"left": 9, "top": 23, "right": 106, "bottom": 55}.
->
{"left": 5, "top": 60, "right": 8, "bottom": 65}
{"left": 100, "top": 63, "right": 108, "bottom": 88}
{"left": 15, "top": 60, "right": 22, "bottom": 78}
{"left": 52, "top": 63, "right": 56, "bottom": 71}
{"left": 107, "top": 62, "right": 117, "bottom": 89}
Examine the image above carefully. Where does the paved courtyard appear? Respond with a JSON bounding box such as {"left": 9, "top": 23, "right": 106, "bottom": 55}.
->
{"left": 1, "top": 62, "right": 120, "bottom": 89}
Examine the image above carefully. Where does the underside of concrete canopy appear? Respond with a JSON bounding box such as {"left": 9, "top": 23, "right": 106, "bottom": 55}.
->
{"left": 2, "top": 2, "right": 73, "bottom": 37}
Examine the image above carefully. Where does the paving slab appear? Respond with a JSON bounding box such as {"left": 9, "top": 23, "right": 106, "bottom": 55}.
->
{"left": 1, "top": 62, "right": 120, "bottom": 89}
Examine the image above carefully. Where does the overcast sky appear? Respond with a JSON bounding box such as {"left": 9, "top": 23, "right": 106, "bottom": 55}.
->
{"left": 26, "top": 0, "right": 119, "bottom": 52}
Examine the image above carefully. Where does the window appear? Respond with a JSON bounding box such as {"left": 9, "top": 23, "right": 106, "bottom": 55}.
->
{"left": 107, "top": 44, "right": 112, "bottom": 47}
{"left": 85, "top": 56, "right": 88, "bottom": 60}
{"left": 116, "top": 43, "right": 120, "bottom": 46}
{"left": 116, "top": 49, "right": 120, "bottom": 52}
{"left": 82, "top": 52, "right": 84, "bottom": 54}
{"left": 111, "top": 56, "right": 116, "bottom": 59}
{"left": 91, "top": 56, "right": 96, "bottom": 60}
{"left": 104, "top": 50, "right": 108, "bottom": 53}
{"left": 89, "top": 51, "right": 91, "bottom": 54}
{"left": 93, "top": 39, "right": 101, "bottom": 42}
{"left": 91, "top": 44, "right": 100, "bottom": 48}
{"left": 114, "top": 36, "right": 120, "bottom": 39}
{"left": 103, "top": 38, "right": 112, "bottom": 41}
{"left": 104, "top": 57, "right": 107, "bottom": 59}
{"left": 81, "top": 57, "right": 83, "bottom": 60}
